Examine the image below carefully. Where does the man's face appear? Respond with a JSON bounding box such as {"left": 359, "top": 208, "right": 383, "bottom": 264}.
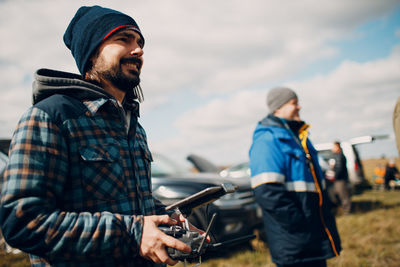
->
{"left": 332, "top": 143, "right": 341, "bottom": 153}
{"left": 88, "top": 29, "right": 144, "bottom": 92}
{"left": 274, "top": 98, "right": 301, "bottom": 121}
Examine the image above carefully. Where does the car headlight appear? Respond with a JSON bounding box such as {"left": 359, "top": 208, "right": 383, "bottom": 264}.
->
{"left": 153, "top": 186, "right": 190, "bottom": 199}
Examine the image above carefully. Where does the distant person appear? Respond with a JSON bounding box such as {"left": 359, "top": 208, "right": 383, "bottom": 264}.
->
{"left": 373, "top": 163, "right": 386, "bottom": 190}
{"left": 330, "top": 141, "right": 352, "bottom": 214}
{"left": 249, "top": 87, "right": 341, "bottom": 267}
{"left": 394, "top": 97, "right": 400, "bottom": 156}
{"left": 0, "top": 5, "right": 201, "bottom": 266}
{"left": 384, "top": 159, "right": 400, "bottom": 190}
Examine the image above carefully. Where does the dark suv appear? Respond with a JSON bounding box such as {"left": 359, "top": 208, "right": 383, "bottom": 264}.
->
{"left": 151, "top": 153, "right": 262, "bottom": 243}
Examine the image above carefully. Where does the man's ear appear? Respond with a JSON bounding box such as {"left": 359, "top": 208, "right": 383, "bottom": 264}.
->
{"left": 83, "top": 48, "right": 101, "bottom": 79}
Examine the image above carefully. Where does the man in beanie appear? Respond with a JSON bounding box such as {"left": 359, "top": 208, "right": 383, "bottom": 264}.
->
{"left": 0, "top": 5, "right": 201, "bottom": 266}
{"left": 249, "top": 87, "right": 341, "bottom": 267}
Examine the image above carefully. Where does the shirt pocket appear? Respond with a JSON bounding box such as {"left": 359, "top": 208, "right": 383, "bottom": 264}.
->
{"left": 134, "top": 138, "right": 153, "bottom": 193}
{"left": 79, "top": 143, "right": 127, "bottom": 201}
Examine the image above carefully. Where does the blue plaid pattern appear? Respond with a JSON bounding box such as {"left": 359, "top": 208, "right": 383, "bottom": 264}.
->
{"left": 0, "top": 94, "right": 163, "bottom": 266}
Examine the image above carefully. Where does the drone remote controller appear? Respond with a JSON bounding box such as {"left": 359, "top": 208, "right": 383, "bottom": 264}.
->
{"left": 160, "top": 225, "right": 208, "bottom": 261}
{"left": 160, "top": 184, "right": 256, "bottom": 265}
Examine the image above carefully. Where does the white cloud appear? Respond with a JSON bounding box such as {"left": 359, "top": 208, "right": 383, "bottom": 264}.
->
{"left": 0, "top": 0, "right": 399, "bottom": 164}
{"left": 153, "top": 46, "right": 400, "bottom": 164}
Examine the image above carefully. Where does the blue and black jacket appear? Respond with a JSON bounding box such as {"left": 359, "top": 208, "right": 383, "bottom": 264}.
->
{"left": 0, "top": 69, "right": 164, "bottom": 266}
{"left": 249, "top": 114, "right": 341, "bottom": 265}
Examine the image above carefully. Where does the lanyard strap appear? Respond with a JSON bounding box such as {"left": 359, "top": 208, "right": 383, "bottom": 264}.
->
{"left": 280, "top": 119, "right": 311, "bottom": 158}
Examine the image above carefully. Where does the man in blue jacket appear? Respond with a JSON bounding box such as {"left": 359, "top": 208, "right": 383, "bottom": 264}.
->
{"left": 249, "top": 87, "right": 341, "bottom": 267}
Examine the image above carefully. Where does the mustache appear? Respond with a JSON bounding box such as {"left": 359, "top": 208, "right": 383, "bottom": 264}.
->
{"left": 120, "top": 57, "right": 142, "bottom": 68}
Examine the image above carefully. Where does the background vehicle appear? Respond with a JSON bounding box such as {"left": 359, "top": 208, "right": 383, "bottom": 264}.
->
{"left": 152, "top": 153, "right": 262, "bottom": 243}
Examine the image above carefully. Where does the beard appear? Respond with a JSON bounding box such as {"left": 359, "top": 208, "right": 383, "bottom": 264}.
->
{"left": 102, "top": 58, "right": 141, "bottom": 93}
{"left": 86, "top": 55, "right": 144, "bottom": 101}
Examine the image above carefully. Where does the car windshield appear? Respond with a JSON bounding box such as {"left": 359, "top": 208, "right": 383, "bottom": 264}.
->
{"left": 151, "top": 153, "right": 187, "bottom": 177}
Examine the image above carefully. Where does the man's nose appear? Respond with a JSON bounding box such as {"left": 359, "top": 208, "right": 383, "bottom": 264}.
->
{"left": 130, "top": 46, "right": 143, "bottom": 57}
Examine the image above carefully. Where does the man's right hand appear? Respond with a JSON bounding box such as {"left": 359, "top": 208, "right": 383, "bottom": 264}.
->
{"left": 139, "top": 215, "right": 192, "bottom": 265}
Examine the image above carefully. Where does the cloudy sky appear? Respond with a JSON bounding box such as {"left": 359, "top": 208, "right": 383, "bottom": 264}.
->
{"left": 0, "top": 0, "right": 399, "bottom": 166}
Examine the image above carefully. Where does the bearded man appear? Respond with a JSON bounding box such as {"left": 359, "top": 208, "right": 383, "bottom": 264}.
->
{"left": 0, "top": 5, "right": 201, "bottom": 267}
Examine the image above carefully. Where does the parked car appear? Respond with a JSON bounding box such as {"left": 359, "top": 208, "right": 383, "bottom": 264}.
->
{"left": 152, "top": 153, "right": 262, "bottom": 243}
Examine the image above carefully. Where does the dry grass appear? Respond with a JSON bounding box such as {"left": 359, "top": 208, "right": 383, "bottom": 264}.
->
{"left": 0, "top": 251, "right": 30, "bottom": 267}
{"left": 172, "top": 190, "right": 400, "bottom": 267}
{"left": 1, "top": 190, "right": 399, "bottom": 267}
{"left": 328, "top": 190, "right": 400, "bottom": 267}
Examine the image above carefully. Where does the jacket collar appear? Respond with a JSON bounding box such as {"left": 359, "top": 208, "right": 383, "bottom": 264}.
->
{"left": 260, "top": 114, "right": 306, "bottom": 133}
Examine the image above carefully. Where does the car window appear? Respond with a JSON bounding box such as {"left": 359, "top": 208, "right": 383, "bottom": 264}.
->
{"left": 151, "top": 153, "right": 187, "bottom": 177}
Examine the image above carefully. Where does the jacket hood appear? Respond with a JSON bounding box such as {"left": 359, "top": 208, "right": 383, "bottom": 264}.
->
{"left": 260, "top": 114, "right": 306, "bottom": 135}
{"left": 32, "top": 68, "right": 114, "bottom": 105}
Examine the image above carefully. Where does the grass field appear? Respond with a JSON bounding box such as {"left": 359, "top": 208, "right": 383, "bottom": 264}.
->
{"left": 1, "top": 159, "right": 399, "bottom": 267}
{"left": 2, "top": 189, "right": 399, "bottom": 267}
{"left": 175, "top": 189, "right": 400, "bottom": 267}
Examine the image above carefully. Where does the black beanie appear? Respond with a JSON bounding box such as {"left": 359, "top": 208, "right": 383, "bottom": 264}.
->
{"left": 63, "top": 5, "right": 144, "bottom": 75}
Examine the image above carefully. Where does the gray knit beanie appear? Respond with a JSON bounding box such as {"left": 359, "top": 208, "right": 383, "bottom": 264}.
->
{"left": 266, "top": 87, "right": 298, "bottom": 113}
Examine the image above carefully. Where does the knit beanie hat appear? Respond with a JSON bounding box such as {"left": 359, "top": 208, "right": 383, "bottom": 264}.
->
{"left": 63, "top": 5, "right": 144, "bottom": 75}
{"left": 266, "top": 87, "right": 298, "bottom": 113}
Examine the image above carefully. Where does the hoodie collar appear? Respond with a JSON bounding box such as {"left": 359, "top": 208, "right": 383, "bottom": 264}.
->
{"left": 32, "top": 68, "right": 113, "bottom": 105}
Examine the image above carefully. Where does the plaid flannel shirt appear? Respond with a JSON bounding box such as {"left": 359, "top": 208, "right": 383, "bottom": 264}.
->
{"left": 0, "top": 91, "right": 163, "bottom": 266}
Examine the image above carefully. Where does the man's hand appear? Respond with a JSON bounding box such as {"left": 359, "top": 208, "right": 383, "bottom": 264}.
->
{"left": 139, "top": 215, "right": 192, "bottom": 265}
